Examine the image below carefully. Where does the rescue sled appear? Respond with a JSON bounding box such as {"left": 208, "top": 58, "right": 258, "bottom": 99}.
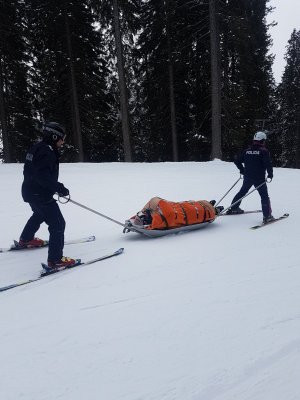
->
{"left": 123, "top": 198, "right": 217, "bottom": 237}
{"left": 123, "top": 218, "right": 213, "bottom": 237}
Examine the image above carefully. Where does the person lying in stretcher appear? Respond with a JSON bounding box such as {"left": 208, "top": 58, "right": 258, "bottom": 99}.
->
{"left": 131, "top": 197, "right": 224, "bottom": 230}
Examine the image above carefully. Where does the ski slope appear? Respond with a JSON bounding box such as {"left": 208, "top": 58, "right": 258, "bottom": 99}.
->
{"left": 0, "top": 160, "right": 299, "bottom": 400}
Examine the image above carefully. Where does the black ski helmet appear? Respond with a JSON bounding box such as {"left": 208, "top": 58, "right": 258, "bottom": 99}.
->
{"left": 43, "top": 122, "right": 66, "bottom": 142}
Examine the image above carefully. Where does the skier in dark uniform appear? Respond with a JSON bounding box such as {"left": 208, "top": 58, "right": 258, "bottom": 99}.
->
{"left": 226, "top": 131, "right": 274, "bottom": 223}
{"left": 19, "top": 122, "right": 76, "bottom": 268}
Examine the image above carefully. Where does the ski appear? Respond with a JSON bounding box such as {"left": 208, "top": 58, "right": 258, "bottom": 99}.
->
{"left": 250, "top": 213, "right": 289, "bottom": 230}
{"left": 0, "top": 278, "right": 42, "bottom": 292}
{"left": 0, "top": 235, "right": 96, "bottom": 253}
{"left": 0, "top": 248, "right": 124, "bottom": 292}
{"left": 219, "top": 210, "right": 262, "bottom": 216}
{"left": 40, "top": 248, "right": 124, "bottom": 277}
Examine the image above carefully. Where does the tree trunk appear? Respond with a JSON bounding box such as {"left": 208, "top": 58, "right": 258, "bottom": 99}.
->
{"left": 165, "top": 0, "right": 178, "bottom": 161}
{"left": 0, "top": 58, "right": 11, "bottom": 163}
{"left": 112, "top": 0, "right": 133, "bottom": 162}
{"left": 64, "top": 8, "right": 84, "bottom": 162}
{"left": 209, "top": 0, "right": 222, "bottom": 160}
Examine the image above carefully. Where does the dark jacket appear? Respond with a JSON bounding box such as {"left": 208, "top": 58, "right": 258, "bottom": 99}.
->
{"left": 234, "top": 141, "right": 273, "bottom": 182}
{"left": 22, "top": 139, "right": 64, "bottom": 203}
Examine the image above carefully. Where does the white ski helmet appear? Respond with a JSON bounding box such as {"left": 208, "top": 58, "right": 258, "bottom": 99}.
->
{"left": 253, "top": 131, "right": 267, "bottom": 141}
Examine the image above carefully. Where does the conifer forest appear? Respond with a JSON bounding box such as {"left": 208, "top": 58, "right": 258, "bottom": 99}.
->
{"left": 0, "top": 0, "right": 299, "bottom": 167}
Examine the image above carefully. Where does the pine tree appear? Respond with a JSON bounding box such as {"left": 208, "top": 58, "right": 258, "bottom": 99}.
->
{"left": 135, "top": 0, "right": 171, "bottom": 161}
{"left": 136, "top": 0, "right": 212, "bottom": 161}
{"left": 26, "top": 0, "right": 113, "bottom": 161}
{"left": 0, "top": 0, "right": 35, "bottom": 162}
{"left": 276, "top": 30, "right": 300, "bottom": 168}
{"left": 220, "top": 0, "right": 274, "bottom": 159}
{"left": 91, "top": 0, "right": 141, "bottom": 161}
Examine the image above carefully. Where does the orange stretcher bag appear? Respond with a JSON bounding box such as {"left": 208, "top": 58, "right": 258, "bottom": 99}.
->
{"left": 147, "top": 200, "right": 216, "bottom": 230}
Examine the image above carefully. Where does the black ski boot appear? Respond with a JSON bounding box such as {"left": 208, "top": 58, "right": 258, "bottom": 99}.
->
{"left": 226, "top": 207, "right": 244, "bottom": 215}
{"left": 263, "top": 215, "right": 275, "bottom": 224}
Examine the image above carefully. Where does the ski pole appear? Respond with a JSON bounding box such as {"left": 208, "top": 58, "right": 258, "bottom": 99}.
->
{"left": 59, "top": 196, "right": 125, "bottom": 227}
{"left": 215, "top": 175, "right": 242, "bottom": 206}
{"left": 218, "top": 180, "right": 267, "bottom": 215}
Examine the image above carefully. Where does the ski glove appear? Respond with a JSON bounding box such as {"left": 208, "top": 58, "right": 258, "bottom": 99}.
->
{"left": 57, "top": 183, "right": 69, "bottom": 197}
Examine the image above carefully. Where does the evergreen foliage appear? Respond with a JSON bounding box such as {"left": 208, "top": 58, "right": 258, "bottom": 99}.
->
{"left": 0, "top": 0, "right": 298, "bottom": 168}
{"left": 135, "top": 0, "right": 212, "bottom": 161}
{"left": 276, "top": 30, "right": 300, "bottom": 167}
{"left": 220, "top": 0, "right": 275, "bottom": 159}
{"left": 0, "top": 0, "right": 35, "bottom": 162}
{"left": 91, "top": 0, "right": 141, "bottom": 161}
{"left": 25, "top": 0, "right": 113, "bottom": 161}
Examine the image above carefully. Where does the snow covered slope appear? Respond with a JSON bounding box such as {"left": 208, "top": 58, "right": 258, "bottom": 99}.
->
{"left": 0, "top": 161, "right": 299, "bottom": 400}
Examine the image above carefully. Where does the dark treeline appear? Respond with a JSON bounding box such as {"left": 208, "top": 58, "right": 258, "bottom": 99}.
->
{"left": 0, "top": 0, "right": 299, "bottom": 167}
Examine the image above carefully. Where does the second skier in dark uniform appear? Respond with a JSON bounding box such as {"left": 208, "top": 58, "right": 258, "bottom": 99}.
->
{"left": 227, "top": 131, "right": 274, "bottom": 223}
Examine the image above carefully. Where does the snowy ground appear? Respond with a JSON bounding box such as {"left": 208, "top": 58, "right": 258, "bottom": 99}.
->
{"left": 0, "top": 161, "right": 299, "bottom": 400}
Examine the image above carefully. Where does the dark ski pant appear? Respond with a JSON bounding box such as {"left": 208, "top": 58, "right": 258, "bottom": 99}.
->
{"left": 20, "top": 200, "right": 65, "bottom": 262}
{"left": 231, "top": 177, "right": 272, "bottom": 218}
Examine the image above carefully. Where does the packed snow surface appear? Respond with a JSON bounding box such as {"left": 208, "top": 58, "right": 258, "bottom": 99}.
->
{"left": 0, "top": 161, "right": 299, "bottom": 400}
